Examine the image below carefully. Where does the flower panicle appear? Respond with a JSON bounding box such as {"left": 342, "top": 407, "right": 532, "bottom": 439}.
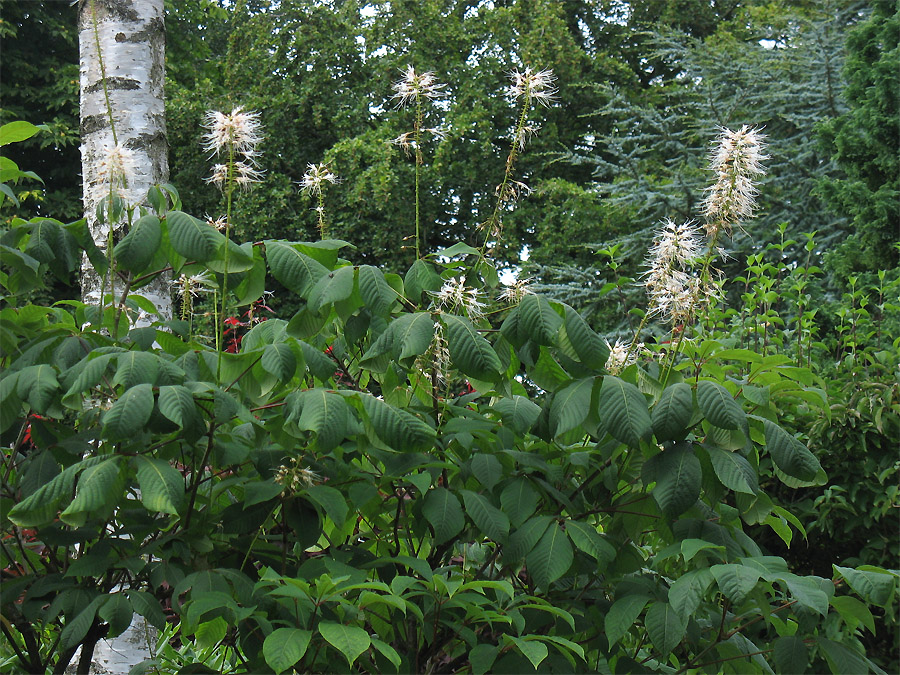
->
{"left": 300, "top": 163, "right": 340, "bottom": 196}
{"left": 701, "top": 125, "right": 768, "bottom": 233}
{"left": 497, "top": 278, "right": 534, "bottom": 305}
{"left": 430, "top": 277, "right": 486, "bottom": 321}
{"left": 606, "top": 338, "right": 641, "bottom": 375}
{"left": 202, "top": 106, "right": 265, "bottom": 191}
{"left": 507, "top": 67, "right": 557, "bottom": 107}
{"left": 392, "top": 65, "right": 446, "bottom": 107}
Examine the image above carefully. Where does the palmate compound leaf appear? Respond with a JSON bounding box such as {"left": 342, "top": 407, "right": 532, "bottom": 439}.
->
{"left": 15, "top": 364, "right": 59, "bottom": 414}
{"left": 157, "top": 385, "right": 199, "bottom": 428}
{"left": 360, "top": 393, "right": 435, "bottom": 452}
{"left": 309, "top": 264, "right": 355, "bottom": 311}
{"left": 500, "top": 478, "right": 539, "bottom": 528}
{"left": 442, "top": 314, "right": 502, "bottom": 381}
{"left": 390, "top": 312, "right": 434, "bottom": 363}
{"left": 260, "top": 343, "right": 298, "bottom": 382}
{"left": 7, "top": 456, "right": 106, "bottom": 526}
{"left": 263, "top": 628, "right": 312, "bottom": 674}
{"left": 135, "top": 456, "right": 185, "bottom": 515}
{"left": 318, "top": 622, "right": 370, "bottom": 666}
{"left": 642, "top": 442, "right": 701, "bottom": 519}
{"left": 668, "top": 569, "right": 714, "bottom": 620}
{"left": 491, "top": 395, "right": 542, "bottom": 434}
{"left": 563, "top": 306, "right": 609, "bottom": 369}
{"left": 564, "top": 520, "right": 616, "bottom": 565}
{"left": 525, "top": 521, "right": 573, "bottom": 590}
{"left": 59, "top": 457, "right": 125, "bottom": 527}
{"left": 597, "top": 376, "right": 652, "bottom": 447}
{"left": 422, "top": 487, "right": 465, "bottom": 544}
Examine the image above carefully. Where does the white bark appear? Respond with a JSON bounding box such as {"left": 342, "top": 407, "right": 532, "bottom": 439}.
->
{"left": 79, "top": 0, "right": 171, "bottom": 321}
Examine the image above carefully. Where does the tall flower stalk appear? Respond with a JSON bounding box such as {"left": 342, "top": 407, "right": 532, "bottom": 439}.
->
{"left": 392, "top": 66, "right": 445, "bottom": 258}
{"left": 301, "top": 162, "right": 339, "bottom": 238}
{"left": 480, "top": 67, "right": 556, "bottom": 257}
{"left": 202, "top": 106, "right": 263, "bottom": 378}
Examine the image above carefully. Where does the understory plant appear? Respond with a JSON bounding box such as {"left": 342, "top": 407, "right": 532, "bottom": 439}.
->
{"left": 1, "top": 62, "right": 897, "bottom": 675}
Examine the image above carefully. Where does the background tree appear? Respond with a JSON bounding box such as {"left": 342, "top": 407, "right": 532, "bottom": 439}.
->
{"left": 78, "top": 0, "right": 171, "bottom": 318}
{"left": 818, "top": 0, "right": 900, "bottom": 280}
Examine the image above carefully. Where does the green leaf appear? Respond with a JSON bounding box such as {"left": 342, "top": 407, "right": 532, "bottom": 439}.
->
{"left": 471, "top": 453, "right": 502, "bottom": 491}
{"left": 404, "top": 258, "right": 441, "bottom": 303}
{"left": 704, "top": 445, "right": 758, "bottom": 494}
{"left": 99, "top": 593, "right": 134, "bottom": 637}
{"left": 261, "top": 343, "right": 297, "bottom": 382}
{"left": 565, "top": 520, "right": 616, "bottom": 565}
{"left": 500, "top": 478, "right": 539, "bottom": 528}
{"left": 605, "top": 595, "right": 648, "bottom": 647}
{"left": 833, "top": 566, "right": 895, "bottom": 606}
{"left": 288, "top": 389, "right": 349, "bottom": 451}
{"left": 652, "top": 383, "right": 693, "bottom": 442}
{"left": 711, "top": 564, "right": 762, "bottom": 604}
{"left": 443, "top": 314, "right": 502, "bottom": 381}
{"left": 697, "top": 380, "right": 747, "bottom": 431}
{"left": 127, "top": 590, "right": 167, "bottom": 629}
{"left": 306, "top": 485, "right": 348, "bottom": 527}
{"left": 509, "top": 637, "right": 549, "bottom": 670}
{"left": 0, "top": 121, "right": 41, "bottom": 145}
{"left": 681, "top": 539, "right": 725, "bottom": 563}
{"left": 318, "top": 622, "right": 370, "bottom": 666}
{"left": 135, "top": 457, "right": 184, "bottom": 515}
{"left": 371, "top": 637, "right": 402, "bottom": 671}
{"left": 831, "top": 596, "right": 876, "bottom": 634}
{"left": 158, "top": 385, "right": 198, "bottom": 428}
{"left": 563, "top": 306, "right": 609, "bottom": 369}
{"left": 309, "top": 265, "right": 355, "bottom": 311}
{"left": 550, "top": 378, "right": 594, "bottom": 437}
{"left": 359, "top": 265, "right": 394, "bottom": 315}
{"left": 390, "top": 312, "right": 434, "bottom": 363}
{"left": 25, "top": 219, "right": 61, "bottom": 263}
{"left": 195, "top": 617, "right": 227, "bottom": 650}
{"left": 817, "top": 638, "right": 870, "bottom": 675}
{"left": 60, "top": 458, "right": 124, "bottom": 527}
{"left": 491, "top": 395, "right": 541, "bottom": 434}
{"left": 265, "top": 241, "right": 330, "bottom": 296}
{"left": 361, "top": 394, "right": 435, "bottom": 452}
{"left": 469, "top": 644, "right": 499, "bottom": 675}
{"left": 422, "top": 487, "right": 465, "bottom": 544}
{"left": 526, "top": 521, "right": 573, "bottom": 590}
{"left": 206, "top": 237, "right": 255, "bottom": 273}
{"left": 461, "top": 490, "right": 509, "bottom": 543}
{"left": 773, "top": 636, "right": 808, "bottom": 674}
{"left": 113, "top": 351, "right": 159, "bottom": 389}
{"left": 16, "top": 364, "right": 59, "bottom": 413}
{"left": 504, "top": 516, "right": 551, "bottom": 562}
{"left": 645, "top": 601, "right": 686, "bottom": 657}
{"left": 59, "top": 596, "right": 106, "bottom": 650}
{"left": 761, "top": 419, "right": 821, "bottom": 482}
{"left": 643, "top": 443, "right": 701, "bottom": 518}
{"left": 103, "top": 383, "right": 154, "bottom": 439}
{"left": 7, "top": 457, "right": 107, "bottom": 526}
{"left": 597, "top": 376, "right": 652, "bottom": 447}
{"left": 166, "top": 211, "right": 224, "bottom": 262}
{"left": 668, "top": 569, "right": 714, "bottom": 619}
{"left": 518, "top": 294, "right": 562, "bottom": 346}
{"left": 114, "top": 215, "right": 161, "bottom": 272}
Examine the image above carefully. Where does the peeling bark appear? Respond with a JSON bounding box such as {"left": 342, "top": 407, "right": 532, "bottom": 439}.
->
{"left": 79, "top": 0, "right": 171, "bottom": 320}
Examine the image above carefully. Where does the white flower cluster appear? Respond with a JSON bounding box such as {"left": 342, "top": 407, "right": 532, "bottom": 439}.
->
{"left": 497, "top": 278, "right": 534, "bottom": 305}
{"left": 606, "top": 338, "right": 641, "bottom": 375}
{"left": 507, "top": 67, "right": 557, "bottom": 107}
{"left": 300, "top": 163, "right": 339, "bottom": 196}
{"left": 202, "top": 107, "right": 264, "bottom": 191}
{"left": 643, "top": 218, "right": 706, "bottom": 324}
{"left": 391, "top": 65, "right": 446, "bottom": 107}
{"left": 702, "top": 125, "right": 767, "bottom": 234}
{"left": 96, "top": 143, "right": 136, "bottom": 197}
{"left": 430, "top": 277, "right": 486, "bottom": 321}
{"left": 273, "top": 458, "right": 321, "bottom": 493}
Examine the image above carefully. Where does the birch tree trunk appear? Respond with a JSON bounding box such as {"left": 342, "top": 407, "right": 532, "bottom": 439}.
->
{"left": 79, "top": 0, "right": 171, "bottom": 320}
